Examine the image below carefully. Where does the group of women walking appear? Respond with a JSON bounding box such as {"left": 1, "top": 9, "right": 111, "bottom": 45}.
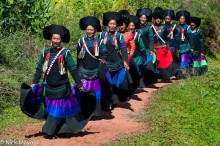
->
{"left": 20, "top": 7, "right": 208, "bottom": 139}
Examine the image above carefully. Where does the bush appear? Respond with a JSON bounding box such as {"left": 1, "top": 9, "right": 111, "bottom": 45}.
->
{"left": 0, "top": 0, "right": 54, "bottom": 34}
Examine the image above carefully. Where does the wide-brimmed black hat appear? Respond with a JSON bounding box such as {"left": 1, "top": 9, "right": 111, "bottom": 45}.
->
{"left": 130, "top": 15, "right": 140, "bottom": 29}
{"left": 154, "top": 7, "right": 164, "bottom": 13}
{"left": 176, "top": 10, "right": 190, "bottom": 21}
{"left": 164, "top": 9, "right": 175, "bottom": 20}
{"left": 119, "top": 10, "right": 130, "bottom": 19}
{"left": 119, "top": 10, "right": 130, "bottom": 25}
{"left": 152, "top": 7, "right": 164, "bottom": 19}
{"left": 43, "top": 24, "right": 70, "bottom": 43}
{"left": 136, "top": 8, "right": 152, "bottom": 22}
{"left": 80, "top": 16, "right": 102, "bottom": 32}
{"left": 103, "top": 11, "right": 123, "bottom": 26}
{"left": 188, "top": 17, "right": 201, "bottom": 27}
{"left": 152, "top": 12, "right": 164, "bottom": 19}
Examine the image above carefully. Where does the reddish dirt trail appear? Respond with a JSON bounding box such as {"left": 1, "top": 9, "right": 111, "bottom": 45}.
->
{"left": 0, "top": 82, "right": 171, "bottom": 146}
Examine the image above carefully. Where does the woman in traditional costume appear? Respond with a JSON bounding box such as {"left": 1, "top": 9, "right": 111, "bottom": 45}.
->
{"left": 136, "top": 8, "right": 158, "bottom": 85}
{"left": 163, "top": 9, "right": 179, "bottom": 62}
{"left": 118, "top": 10, "right": 138, "bottom": 91}
{"left": 151, "top": 9, "right": 176, "bottom": 82}
{"left": 127, "top": 15, "right": 148, "bottom": 89}
{"left": 176, "top": 10, "right": 192, "bottom": 72}
{"left": 20, "top": 25, "right": 95, "bottom": 139}
{"left": 188, "top": 17, "right": 208, "bottom": 75}
{"left": 77, "top": 16, "right": 107, "bottom": 119}
{"left": 99, "top": 11, "right": 132, "bottom": 110}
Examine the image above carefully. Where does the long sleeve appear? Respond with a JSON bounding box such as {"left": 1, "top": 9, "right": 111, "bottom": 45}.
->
{"left": 129, "top": 35, "right": 136, "bottom": 53}
{"left": 119, "top": 34, "right": 128, "bottom": 62}
{"left": 99, "top": 40, "right": 108, "bottom": 60}
{"left": 139, "top": 37, "right": 146, "bottom": 58}
{"left": 65, "top": 51, "right": 82, "bottom": 85}
{"left": 76, "top": 40, "right": 82, "bottom": 67}
{"left": 32, "top": 53, "right": 44, "bottom": 84}
{"left": 148, "top": 27, "right": 154, "bottom": 51}
{"left": 199, "top": 30, "right": 204, "bottom": 53}
{"left": 163, "top": 26, "right": 169, "bottom": 43}
{"left": 174, "top": 27, "right": 180, "bottom": 48}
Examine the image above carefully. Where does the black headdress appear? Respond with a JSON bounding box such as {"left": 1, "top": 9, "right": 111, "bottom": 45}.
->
{"left": 80, "top": 16, "right": 102, "bottom": 32}
{"left": 119, "top": 10, "right": 130, "bottom": 25}
{"left": 43, "top": 24, "right": 70, "bottom": 43}
{"left": 176, "top": 10, "right": 190, "bottom": 22}
{"left": 152, "top": 7, "right": 164, "bottom": 19}
{"left": 103, "top": 11, "right": 123, "bottom": 26}
{"left": 164, "top": 9, "right": 175, "bottom": 20}
{"left": 130, "top": 15, "right": 140, "bottom": 29}
{"left": 188, "top": 17, "right": 201, "bottom": 27}
{"left": 136, "top": 8, "right": 152, "bottom": 22}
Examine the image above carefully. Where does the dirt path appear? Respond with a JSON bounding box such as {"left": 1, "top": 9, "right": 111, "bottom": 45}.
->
{"left": 0, "top": 82, "right": 171, "bottom": 146}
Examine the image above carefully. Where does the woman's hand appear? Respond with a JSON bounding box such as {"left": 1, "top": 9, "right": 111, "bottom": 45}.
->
{"left": 78, "top": 53, "right": 83, "bottom": 59}
{"left": 100, "top": 59, "right": 107, "bottom": 64}
{"left": 124, "top": 61, "right": 130, "bottom": 70}
{"left": 78, "top": 85, "right": 84, "bottom": 91}
{"left": 31, "top": 84, "right": 35, "bottom": 89}
{"left": 77, "top": 82, "right": 84, "bottom": 91}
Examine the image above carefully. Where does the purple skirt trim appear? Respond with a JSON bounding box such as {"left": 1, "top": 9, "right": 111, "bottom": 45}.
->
{"left": 181, "top": 54, "right": 190, "bottom": 63}
{"left": 34, "top": 85, "right": 81, "bottom": 118}
{"left": 45, "top": 94, "right": 78, "bottom": 108}
{"left": 81, "top": 79, "right": 101, "bottom": 91}
{"left": 193, "top": 56, "right": 206, "bottom": 62}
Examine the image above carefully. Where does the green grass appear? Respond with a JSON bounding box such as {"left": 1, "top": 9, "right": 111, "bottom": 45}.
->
{"left": 108, "top": 56, "right": 220, "bottom": 146}
{"left": 0, "top": 106, "right": 35, "bottom": 131}
{"left": 0, "top": 65, "right": 35, "bottom": 131}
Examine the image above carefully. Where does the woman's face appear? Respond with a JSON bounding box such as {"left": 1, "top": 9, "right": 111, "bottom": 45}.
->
{"left": 190, "top": 22, "right": 196, "bottom": 30}
{"left": 155, "top": 18, "right": 162, "bottom": 25}
{"left": 108, "top": 20, "right": 117, "bottom": 31}
{"left": 51, "top": 34, "right": 62, "bottom": 48}
{"left": 128, "top": 22, "right": 136, "bottom": 32}
{"left": 165, "top": 16, "right": 171, "bottom": 24}
{"left": 179, "top": 16, "right": 186, "bottom": 24}
{"left": 86, "top": 25, "right": 96, "bottom": 37}
{"left": 119, "top": 23, "right": 127, "bottom": 33}
{"left": 139, "top": 15, "right": 147, "bottom": 25}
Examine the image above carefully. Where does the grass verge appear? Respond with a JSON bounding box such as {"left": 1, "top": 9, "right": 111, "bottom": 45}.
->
{"left": 108, "top": 55, "right": 220, "bottom": 146}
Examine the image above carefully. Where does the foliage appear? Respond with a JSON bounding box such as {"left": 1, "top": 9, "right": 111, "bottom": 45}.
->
{"left": 0, "top": 0, "right": 54, "bottom": 34}
{"left": 0, "top": 32, "right": 47, "bottom": 69}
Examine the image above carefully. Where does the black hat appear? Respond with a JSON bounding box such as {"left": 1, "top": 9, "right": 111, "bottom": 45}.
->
{"left": 154, "top": 7, "right": 164, "bottom": 13}
{"left": 80, "top": 16, "right": 102, "bottom": 32}
{"left": 130, "top": 15, "right": 140, "bottom": 29}
{"left": 103, "top": 11, "right": 123, "bottom": 26}
{"left": 136, "top": 8, "right": 152, "bottom": 22}
{"left": 43, "top": 24, "right": 70, "bottom": 43}
{"left": 176, "top": 10, "right": 190, "bottom": 21}
{"left": 164, "top": 9, "right": 175, "bottom": 20}
{"left": 119, "top": 10, "right": 130, "bottom": 26}
{"left": 119, "top": 10, "right": 130, "bottom": 19}
{"left": 152, "top": 12, "right": 164, "bottom": 19}
{"left": 152, "top": 7, "right": 164, "bottom": 20}
{"left": 189, "top": 17, "right": 201, "bottom": 27}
